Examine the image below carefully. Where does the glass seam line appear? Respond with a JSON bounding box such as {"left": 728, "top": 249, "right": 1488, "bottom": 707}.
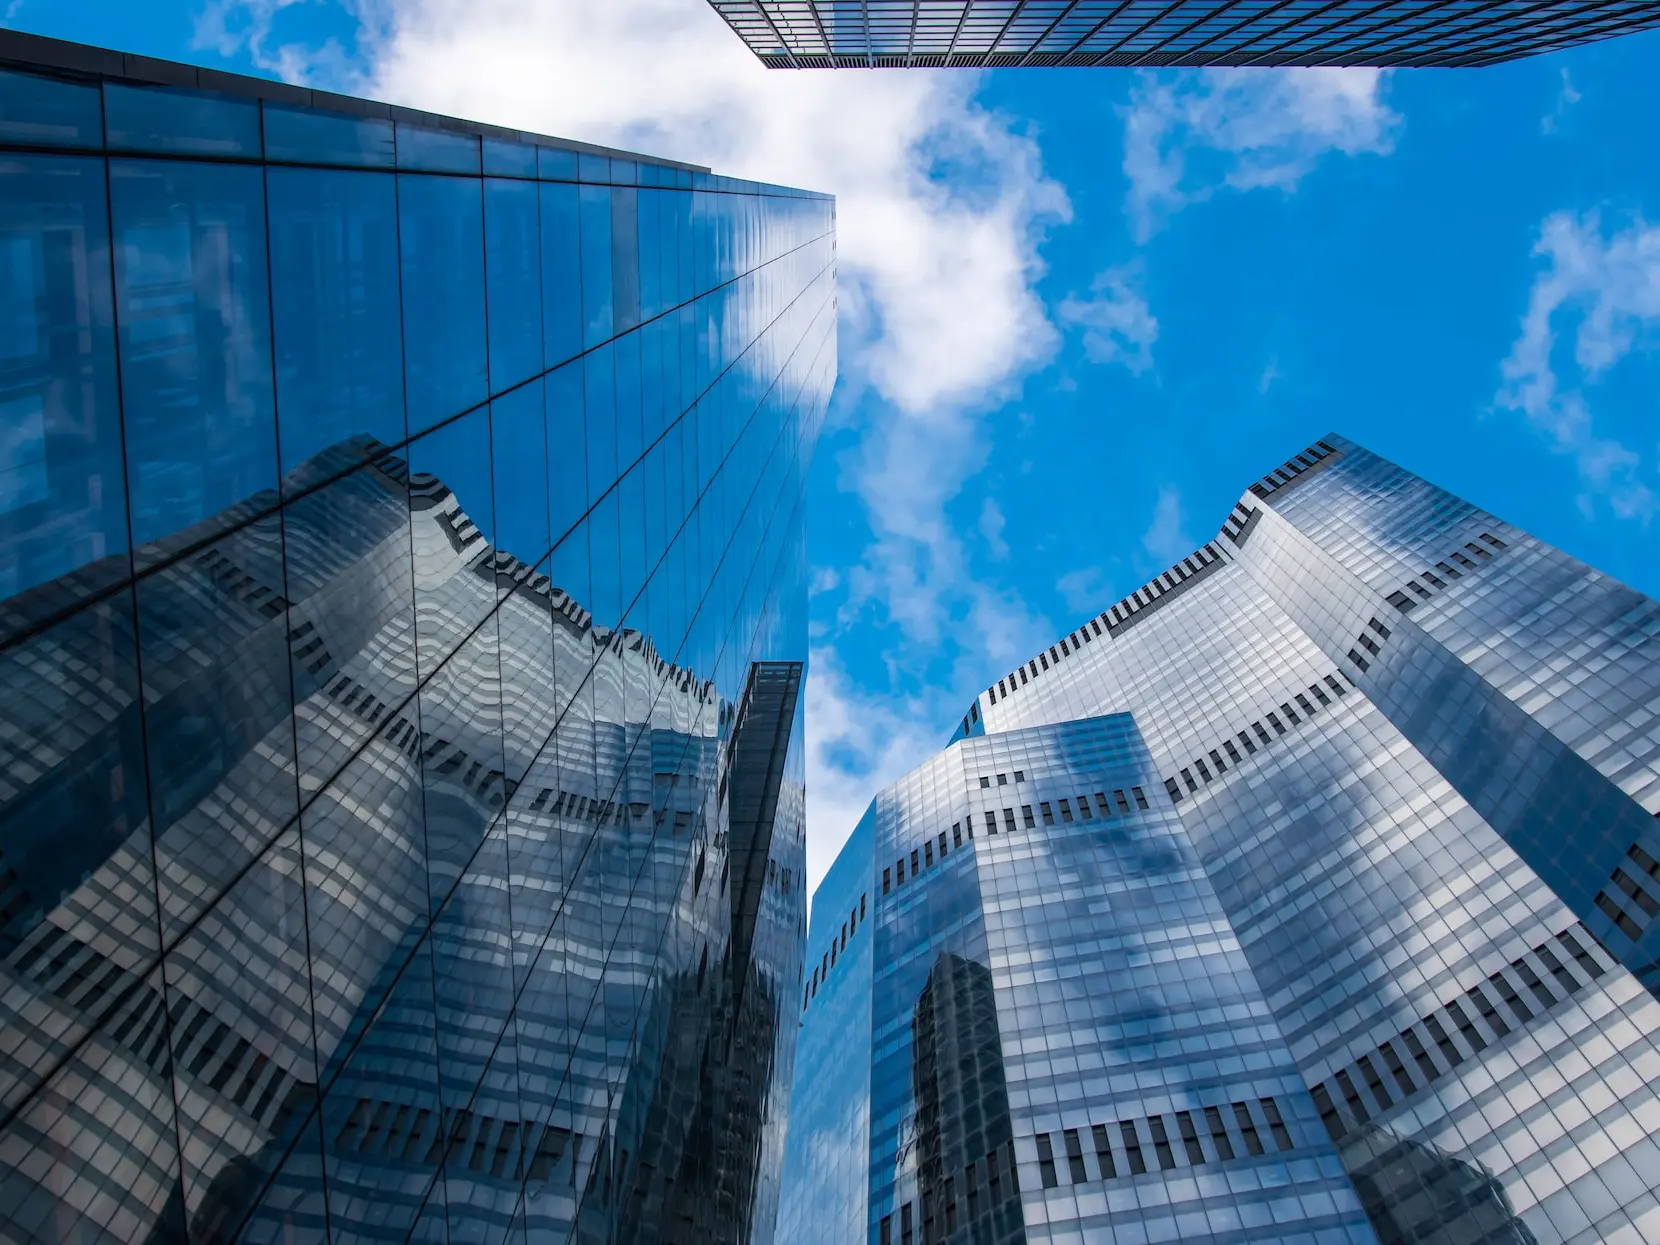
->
{"left": 0, "top": 255, "right": 835, "bottom": 1143}
{"left": 244, "top": 302, "right": 835, "bottom": 1217}
{"left": 0, "top": 202, "right": 832, "bottom": 658}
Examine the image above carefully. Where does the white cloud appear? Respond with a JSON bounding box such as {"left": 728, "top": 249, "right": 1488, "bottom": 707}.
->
{"left": 979, "top": 497, "right": 1009, "bottom": 560}
{"left": 1056, "top": 566, "right": 1110, "bottom": 615}
{"left": 1141, "top": 485, "right": 1196, "bottom": 565}
{"left": 1541, "top": 68, "right": 1582, "bottom": 135}
{"left": 1057, "top": 265, "right": 1158, "bottom": 374}
{"left": 1123, "top": 67, "right": 1400, "bottom": 241}
{"left": 803, "top": 649, "right": 944, "bottom": 897}
{"left": 1496, "top": 210, "right": 1660, "bottom": 521}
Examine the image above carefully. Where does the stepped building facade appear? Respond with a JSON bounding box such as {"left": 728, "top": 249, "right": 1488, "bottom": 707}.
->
{"left": 782, "top": 435, "right": 1660, "bottom": 1245}
{"left": 0, "top": 31, "right": 833, "bottom": 1245}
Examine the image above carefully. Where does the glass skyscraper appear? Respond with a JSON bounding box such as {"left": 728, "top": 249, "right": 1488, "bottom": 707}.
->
{"left": 708, "top": 0, "right": 1660, "bottom": 68}
{"left": 0, "top": 29, "right": 833, "bottom": 1245}
{"left": 781, "top": 434, "right": 1660, "bottom": 1244}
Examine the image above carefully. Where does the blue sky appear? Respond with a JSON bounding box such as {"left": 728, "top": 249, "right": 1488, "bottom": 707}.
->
{"left": 13, "top": 0, "right": 1660, "bottom": 890}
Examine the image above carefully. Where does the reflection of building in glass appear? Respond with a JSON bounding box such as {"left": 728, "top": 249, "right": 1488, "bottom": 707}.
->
{"left": 709, "top": 0, "right": 1660, "bottom": 68}
{"left": 783, "top": 436, "right": 1660, "bottom": 1244}
{"left": 1343, "top": 1128, "right": 1538, "bottom": 1245}
{"left": 0, "top": 31, "right": 832, "bottom": 1245}
{"left": 911, "top": 954, "right": 1020, "bottom": 1245}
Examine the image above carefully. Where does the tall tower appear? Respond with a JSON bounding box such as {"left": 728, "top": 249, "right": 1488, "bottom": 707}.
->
{"left": 781, "top": 435, "right": 1660, "bottom": 1244}
{"left": 0, "top": 30, "right": 834, "bottom": 1245}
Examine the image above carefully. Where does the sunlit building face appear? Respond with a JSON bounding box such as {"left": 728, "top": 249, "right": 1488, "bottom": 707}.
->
{"left": 782, "top": 435, "right": 1660, "bottom": 1245}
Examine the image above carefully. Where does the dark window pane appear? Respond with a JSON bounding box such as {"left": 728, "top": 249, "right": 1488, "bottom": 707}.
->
{"left": 138, "top": 512, "right": 299, "bottom": 946}
{"left": 483, "top": 138, "right": 538, "bottom": 178}
{"left": 0, "top": 587, "right": 157, "bottom": 1044}
{"left": 163, "top": 828, "right": 320, "bottom": 1236}
{"left": 399, "top": 173, "right": 487, "bottom": 434}
{"left": 0, "top": 153, "right": 126, "bottom": 624}
{"left": 493, "top": 379, "right": 550, "bottom": 564}
{"left": 0, "top": 964, "right": 190, "bottom": 1244}
{"left": 263, "top": 104, "right": 395, "bottom": 168}
{"left": 540, "top": 181, "right": 582, "bottom": 369}
{"left": 537, "top": 146, "right": 578, "bottom": 182}
{"left": 282, "top": 453, "right": 415, "bottom": 797}
{"left": 0, "top": 69, "right": 102, "bottom": 149}
{"left": 418, "top": 618, "right": 505, "bottom": 909}
{"left": 546, "top": 358, "right": 587, "bottom": 544}
{"left": 395, "top": 124, "right": 479, "bottom": 174}
{"left": 104, "top": 83, "right": 261, "bottom": 157}
{"left": 485, "top": 177, "right": 543, "bottom": 392}
{"left": 315, "top": 939, "right": 442, "bottom": 1237}
{"left": 108, "top": 158, "right": 277, "bottom": 560}
{"left": 406, "top": 404, "right": 495, "bottom": 674}
{"left": 611, "top": 186, "right": 640, "bottom": 334}
{"left": 580, "top": 184, "right": 613, "bottom": 348}
{"left": 268, "top": 166, "right": 405, "bottom": 475}
{"left": 584, "top": 343, "right": 617, "bottom": 497}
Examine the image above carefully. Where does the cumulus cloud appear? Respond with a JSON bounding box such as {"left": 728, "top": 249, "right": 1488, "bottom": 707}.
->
{"left": 1141, "top": 485, "right": 1196, "bottom": 565}
{"left": 1496, "top": 210, "right": 1660, "bottom": 521}
{"left": 1058, "top": 264, "right": 1158, "bottom": 374}
{"left": 803, "top": 650, "right": 946, "bottom": 895}
{"left": 1123, "top": 67, "right": 1400, "bottom": 241}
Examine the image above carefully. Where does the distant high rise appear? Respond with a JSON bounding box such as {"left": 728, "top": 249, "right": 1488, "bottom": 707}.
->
{"left": 709, "top": 0, "right": 1660, "bottom": 67}
{"left": 781, "top": 434, "right": 1660, "bottom": 1244}
{"left": 0, "top": 30, "right": 833, "bottom": 1245}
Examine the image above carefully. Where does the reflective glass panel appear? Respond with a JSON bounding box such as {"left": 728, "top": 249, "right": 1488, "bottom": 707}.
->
{"left": 398, "top": 172, "right": 487, "bottom": 435}
{"left": 267, "top": 165, "right": 405, "bottom": 475}
{"left": 0, "top": 153, "right": 125, "bottom": 619}
{"left": 108, "top": 158, "right": 277, "bottom": 558}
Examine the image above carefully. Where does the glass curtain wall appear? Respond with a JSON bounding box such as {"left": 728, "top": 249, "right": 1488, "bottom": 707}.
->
{"left": 0, "top": 46, "right": 833, "bottom": 1245}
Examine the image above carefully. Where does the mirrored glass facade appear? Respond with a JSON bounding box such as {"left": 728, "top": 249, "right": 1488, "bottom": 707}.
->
{"left": 784, "top": 435, "right": 1660, "bottom": 1244}
{"left": 709, "top": 0, "right": 1660, "bottom": 68}
{"left": 0, "top": 31, "right": 833, "bottom": 1245}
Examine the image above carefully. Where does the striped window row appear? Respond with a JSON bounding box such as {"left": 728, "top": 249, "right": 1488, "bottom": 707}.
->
{"left": 1346, "top": 615, "right": 1392, "bottom": 674}
{"left": 12, "top": 921, "right": 310, "bottom": 1136}
{"left": 1247, "top": 439, "right": 1341, "bottom": 500}
{"left": 1386, "top": 531, "right": 1507, "bottom": 612}
{"left": 1222, "top": 500, "right": 1261, "bottom": 548}
{"left": 1035, "top": 1096, "right": 1297, "bottom": 1191}
{"left": 878, "top": 1139, "right": 1018, "bottom": 1245}
{"left": 1310, "top": 924, "right": 1610, "bottom": 1142}
{"left": 986, "top": 543, "right": 1229, "bottom": 708}
{"left": 881, "top": 785, "right": 1153, "bottom": 905}
{"left": 987, "top": 611, "right": 1108, "bottom": 705}
{"left": 1165, "top": 669, "right": 1355, "bottom": 804}
{"left": 332, "top": 1097, "right": 583, "bottom": 1186}
{"left": 1595, "top": 840, "right": 1660, "bottom": 943}
{"left": 802, "top": 889, "right": 868, "bottom": 1010}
